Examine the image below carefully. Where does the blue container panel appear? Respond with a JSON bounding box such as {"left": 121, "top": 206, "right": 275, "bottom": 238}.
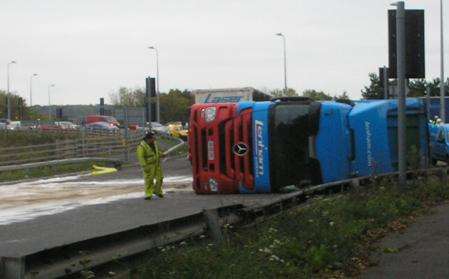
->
{"left": 315, "top": 102, "right": 352, "bottom": 183}
{"left": 386, "top": 99, "right": 429, "bottom": 169}
{"left": 349, "top": 101, "right": 393, "bottom": 176}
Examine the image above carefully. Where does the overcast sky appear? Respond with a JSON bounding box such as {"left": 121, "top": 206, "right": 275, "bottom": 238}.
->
{"left": 0, "top": 0, "right": 445, "bottom": 105}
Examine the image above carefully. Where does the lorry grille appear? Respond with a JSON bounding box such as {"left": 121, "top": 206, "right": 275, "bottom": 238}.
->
{"left": 189, "top": 105, "right": 254, "bottom": 191}
{"left": 228, "top": 109, "right": 254, "bottom": 190}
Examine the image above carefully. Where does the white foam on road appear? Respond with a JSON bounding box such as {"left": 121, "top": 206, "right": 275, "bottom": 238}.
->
{"left": 0, "top": 175, "right": 193, "bottom": 225}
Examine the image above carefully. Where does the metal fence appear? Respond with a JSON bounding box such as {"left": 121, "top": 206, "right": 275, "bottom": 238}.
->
{"left": 0, "top": 130, "right": 145, "bottom": 167}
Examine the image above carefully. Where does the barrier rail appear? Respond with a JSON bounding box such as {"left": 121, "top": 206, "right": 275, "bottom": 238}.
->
{"left": 1, "top": 166, "right": 447, "bottom": 279}
{"left": 0, "top": 130, "right": 186, "bottom": 167}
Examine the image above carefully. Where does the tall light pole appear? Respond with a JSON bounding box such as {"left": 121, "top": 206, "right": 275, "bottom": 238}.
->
{"left": 440, "top": 0, "right": 446, "bottom": 122}
{"left": 29, "top": 73, "right": 38, "bottom": 107}
{"left": 392, "top": 1, "right": 407, "bottom": 188}
{"left": 275, "top": 33, "right": 288, "bottom": 93}
{"left": 148, "top": 46, "right": 160, "bottom": 123}
{"left": 48, "top": 84, "right": 55, "bottom": 121}
{"left": 6, "top": 60, "right": 17, "bottom": 120}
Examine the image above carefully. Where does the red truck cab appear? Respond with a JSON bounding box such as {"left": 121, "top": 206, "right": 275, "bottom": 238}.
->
{"left": 189, "top": 103, "right": 254, "bottom": 194}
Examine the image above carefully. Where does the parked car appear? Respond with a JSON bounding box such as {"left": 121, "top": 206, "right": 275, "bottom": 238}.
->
{"left": 86, "top": 122, "right": 119, "bottom": 132}
{"left": 85, "top": 115, "right": 119, "bottom": 127}
{"left": 167, "top": 122, "right": 188, "bottom": 140}
{"left": 151, "top": 122, "right": 169, "bottom": 135}
{"left": 0, "top": 118, "right": 11, "bottom": 129}
{"left": 429, "top": 123, "right": 449, "bottom": 165}
{"left": 7, "top": 121, "right": 21, "bottom": 130}
{"left": 38, "top": 124, "right": 62, "bottom": 131}
{"left": 55, "top": 121, "right": 79, "bottom": 130}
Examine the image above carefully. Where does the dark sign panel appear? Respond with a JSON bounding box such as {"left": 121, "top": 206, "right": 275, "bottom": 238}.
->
{"left": 145, "top": 77, "right": 157, "bottom": 123}
{"left": 388, "top": 9, "right": 425, "bottom": 79}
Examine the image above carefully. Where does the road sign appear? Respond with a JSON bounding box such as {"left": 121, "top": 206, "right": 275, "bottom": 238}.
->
{"left": 388, "top": 9, "right": 425, "bottom": 79}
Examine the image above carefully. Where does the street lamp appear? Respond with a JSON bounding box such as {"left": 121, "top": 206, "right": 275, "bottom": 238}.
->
{"left": 275, "top": 33, "right": 288, "bottom": 93}
{"left": 6, "top": 60, "right": 17, "bottom": 120}
{"left": 29, "top": 73, "right": 38, "bottom": 107}
{"left": 148, "top": 46, "right": 160, "bottom": 123}
{"left": 440, "top": 0, "right": 446, "bottom": 122}
{"left": 48, "top": 84, "right": 55, "bottom": 121}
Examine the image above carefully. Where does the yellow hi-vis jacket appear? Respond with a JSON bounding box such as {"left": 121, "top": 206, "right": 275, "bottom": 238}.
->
{"left": 136, "top": 140, "right": 163, "bottom": 175}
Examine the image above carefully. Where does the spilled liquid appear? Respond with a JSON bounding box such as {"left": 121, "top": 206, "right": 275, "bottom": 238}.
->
{"left": 0, "top": 174, "right": 193, "bottom": 225}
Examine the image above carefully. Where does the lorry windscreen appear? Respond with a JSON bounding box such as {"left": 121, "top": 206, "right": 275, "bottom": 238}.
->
{"left": 270, "top": 103, "right": 321, "bottom": 190}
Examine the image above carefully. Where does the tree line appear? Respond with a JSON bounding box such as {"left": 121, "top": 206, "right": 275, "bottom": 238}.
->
{"left": 361, "top": 73, "right": 449, "bottom": 99}
{"left": 0, "top": 90, "right": 30, "bottom": 120}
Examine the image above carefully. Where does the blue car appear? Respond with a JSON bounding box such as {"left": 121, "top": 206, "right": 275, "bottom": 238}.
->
{"left": 429, "top": 123, "right": 449, "bottom": 164}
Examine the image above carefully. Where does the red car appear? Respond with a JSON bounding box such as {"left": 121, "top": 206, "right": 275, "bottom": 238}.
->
{"left": 85, "top": 115, "right": 120, "bottom": 127}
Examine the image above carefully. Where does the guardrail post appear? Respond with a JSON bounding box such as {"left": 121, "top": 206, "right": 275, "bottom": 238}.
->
{"left": 203, "top": 209, "right": 223, "bottom": 243}
{"left": 123, "top": 106, "right": 130, "bottom": 162}
{"left": 350, "top": 179, "right": 360, "bottom": 190}
{"left": 81, "top": 127, "right": 86, "bottom": 157}
{"left": 1, "top": 257, "right": 25, "bottom": 279}
{"left": 439, "top": 168, "right": 448, "bottom": 186}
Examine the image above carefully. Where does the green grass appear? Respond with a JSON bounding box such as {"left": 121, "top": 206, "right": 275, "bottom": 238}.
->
{"left": 133, "top": 177, "right": 449, "bottom": 278}
{"left": 0, "top": 162, "right": 101, "bottom": 182}
{"left": 0, "top": 130, "right": 81, "bottom": 148}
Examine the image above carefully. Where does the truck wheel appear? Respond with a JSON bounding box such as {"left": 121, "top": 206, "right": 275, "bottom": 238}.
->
{"left": 431, "top": 158, "right": 438, "bottom": 166}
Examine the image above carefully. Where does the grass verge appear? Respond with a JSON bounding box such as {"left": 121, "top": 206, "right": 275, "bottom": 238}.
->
{"left": 133, "top": 177, "right": 449, "bottom": 278}
{"left": 0, "top": 130, "right": 80, "bottom": 147}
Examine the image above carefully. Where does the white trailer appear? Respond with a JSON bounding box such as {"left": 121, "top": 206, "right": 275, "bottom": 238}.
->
{"left": 193, "top": 87, "right": 271, "bottom": 104}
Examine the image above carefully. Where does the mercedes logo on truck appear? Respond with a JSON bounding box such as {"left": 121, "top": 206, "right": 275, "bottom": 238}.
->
{"left": 233, "top": 142, "right": 249, "bottom": 156}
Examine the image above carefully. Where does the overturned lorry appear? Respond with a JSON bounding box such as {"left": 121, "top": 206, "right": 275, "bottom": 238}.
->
{"left": 188, "top": 98, "right": 429, "bottom": 194}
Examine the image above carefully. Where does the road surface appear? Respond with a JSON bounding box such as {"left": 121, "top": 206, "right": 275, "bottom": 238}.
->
{"left": 0, "top": 157, "right": 191, "bottom": 225}
{"left": 363, "top": 202, "right": 449, "bottom": 278}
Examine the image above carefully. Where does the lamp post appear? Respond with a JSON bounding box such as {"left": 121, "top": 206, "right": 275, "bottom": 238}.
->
{"left": 148, "top": 46, "right": 160, "bottom": 123}
{"left": 29, "top": 74, "right": 38, "bottom": 107}
{"left": 48, "top": 84, "right": 55, "bottom": 121}
{"left": 6, "top": 60, "right": 17, "bottom": 120}
{"left": 275, "top": 33, "right": 288, "bottom": 93}
{"left": 440, "top": 0, "right": 446, "bottom": 122}
{"left": 392, "top": 1, "right": 407, "bottom": 188}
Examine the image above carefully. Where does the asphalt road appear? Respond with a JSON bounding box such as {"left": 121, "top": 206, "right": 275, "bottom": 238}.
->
{"left": 0, "top": 157, "right": 293, "bottom": 258}
{"left": 363, "top": 202, "right": 449, "bottom": 278}
{"left": 0, "top": 157, "right": 193, "bottom": 225}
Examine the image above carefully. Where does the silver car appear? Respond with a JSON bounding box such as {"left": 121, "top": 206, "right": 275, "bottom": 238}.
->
{"left": 151, "top": 122, "right": 169, "bottom": 135}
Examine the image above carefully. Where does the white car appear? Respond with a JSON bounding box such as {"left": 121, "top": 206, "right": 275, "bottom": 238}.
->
{"left": 55, "top": 121, "right": 79, "bottom": 130}
{"left": 0, "top": 123, "right": 6, "bottom": 130}
{"left": 7, "top": 121, "right": 21, "bottom": 130}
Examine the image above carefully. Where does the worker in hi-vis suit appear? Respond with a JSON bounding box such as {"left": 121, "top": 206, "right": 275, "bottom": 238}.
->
{"left": 136, "top": 132, "right": 164, "bottom": 200}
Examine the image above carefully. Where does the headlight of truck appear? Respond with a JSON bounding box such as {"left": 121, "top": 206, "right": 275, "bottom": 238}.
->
{"left": 209, "top": 178, "right": 218, "bottom": 192}
{"left": 204, "top": 107, "right": 217, "bottom": 122}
